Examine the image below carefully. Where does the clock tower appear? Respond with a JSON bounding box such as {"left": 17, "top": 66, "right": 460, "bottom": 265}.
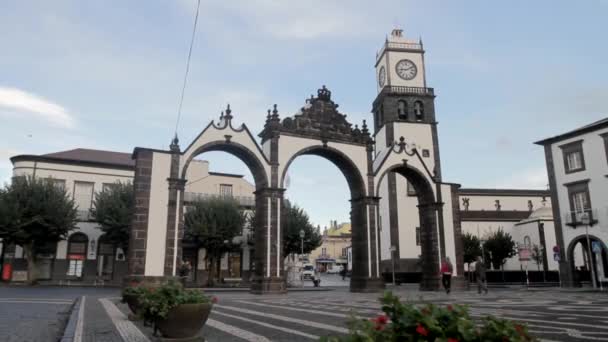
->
{"left": 372, "top": 28, "right": 440, "bottom": 180}
{"left": 373, "top": 29, "right": 444, "bottom": 267}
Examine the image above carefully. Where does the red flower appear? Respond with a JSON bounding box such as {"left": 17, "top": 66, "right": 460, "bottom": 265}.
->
{"left": 376, "top": 315, "right": 389, "bottom": 325}
{"left": 212, "top": 296, "right": 219, "bottom": 304}
{"left": 447, "top": 304, "right": 453, "bottom": 311}
{"left": 416, "top": 324, "right": 428, "bottom": 336}
{"left": 514, "top": 324, "right": 524, "bottom": 335}
{"left": 374, "top": 323, "right": 385, "bottom": 331}
{"left": 448, "top": 338, "right": 459, "bottom": 342}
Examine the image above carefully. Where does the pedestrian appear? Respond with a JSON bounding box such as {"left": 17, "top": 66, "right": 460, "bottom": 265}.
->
{"left": 313, "top": 269, "right": 321, "bottom": 287}
{"left": 440, "top": 257, "right": 453, "bottom": 293}
{"left": 340, "top": 266, "right": 347, "bottom": 281}
{"left": 475, "top": 256, "right": 488, "bottom": 294}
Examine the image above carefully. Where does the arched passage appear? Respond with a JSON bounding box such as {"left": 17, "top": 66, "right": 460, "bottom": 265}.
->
{"left": 375, "top": 163, "right": 441, "bottom": 290}
{"left": 567, "top": 234, "right": 608, "bottom": 287}
{"left": 280, "top": 145, "right": 383, "bottom": 291}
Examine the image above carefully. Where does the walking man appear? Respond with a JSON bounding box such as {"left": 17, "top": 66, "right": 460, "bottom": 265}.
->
{"left": 440, "top": 257, "right": 453, "bottom": 293}
{"left": 475, "top": 256, "right": 488, "bottom": 294}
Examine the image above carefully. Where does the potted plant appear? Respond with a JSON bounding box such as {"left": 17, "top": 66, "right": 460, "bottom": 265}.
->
{"left": 322, "top": 291, "right": 537, "bottom": 342}
{"left": 138, "top": 280, "right": 217, "bottom": 339}
{"left": 121, "top": 283, "right": 147, "bottom": 318}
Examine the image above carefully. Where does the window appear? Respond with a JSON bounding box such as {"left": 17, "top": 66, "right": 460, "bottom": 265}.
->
{"left": 397, "top": 100, "right": 407, "bottom": 120}
{"left": 102, "top": 183, "right": 118, "bottom": 193}
{"left": 73, "top": 181, "right": 94, "bottom": 221}
{"left": 50, "top": 178, "right": 66, "bottom": 191}
{"left": 415, "top": 227, "right": 421, "bottom": 246}
{"left": 560, "top": 140, "right": 585, "bottom": 173}
{"left": 523, "top": 236, "right": 531, "bottom": 247}
{"left": 414, "top": 101, "right": 424, "bottom": 121}
{"left": 342, "top": 248, "right": 347, "bottom": 257}
{"left": 566, "top": 180, "right": 591, "bottom": 214}
{"left": 601, "top": 133, "right": 608, "bottom": 165}
{"left": 322, "top": 247, "right": 327, "bottom": 256}
{"left": 97, "top": 235, "right": 115, "bottom": 277}
{"left": 67, "top": 233, "right": 88, "bottom": 278}
{"left": 219, "top": 184, "right": 233, "bottom": 198}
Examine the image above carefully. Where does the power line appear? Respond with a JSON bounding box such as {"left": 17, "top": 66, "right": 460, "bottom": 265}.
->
{"left": 174, "top": 0, "right": 201, "bottom": 136}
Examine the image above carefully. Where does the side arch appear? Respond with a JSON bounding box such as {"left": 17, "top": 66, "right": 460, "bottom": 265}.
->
{"left": 181, "top": 140, "right": 269, "bottom": 190}
{"left": 279, "top": 145, "right": 367, "bottom": 199}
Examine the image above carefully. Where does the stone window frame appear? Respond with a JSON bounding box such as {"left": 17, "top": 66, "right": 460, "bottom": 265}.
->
{"left": 600, "top": 133, "right": 608, "bottom": 165}
{"left": 72, "top": 181, "right": 95, "bottom": 221}
{"left": 559, "top": 140, "right": 586, "bottom": 174}
{"left": 564, "top": 179, "right": 594, "bottom": 226}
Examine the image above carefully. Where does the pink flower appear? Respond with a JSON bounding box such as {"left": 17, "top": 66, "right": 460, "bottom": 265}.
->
{"left": 212, "top": 296, "right": 219, "bottom": 304}
{"left": 416, "top": 324, "right": 428, "bottom": 336}
{"left": 447, "top": 304, "right": 453, "bottom": 311}
{"left": 376, "top": 315, "right": 389, "bottom": 325}
{"left": 448, "top": 338, "right": 459, "bottom": 342}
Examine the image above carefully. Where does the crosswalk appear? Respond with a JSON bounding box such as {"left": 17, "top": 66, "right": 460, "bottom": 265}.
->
{"left": 97, "top": 290, "right": 608, "bottom": 342}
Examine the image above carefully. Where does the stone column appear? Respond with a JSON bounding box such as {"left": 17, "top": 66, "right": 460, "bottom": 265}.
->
{"left": 418, "top": 202, "right": 441, "bottom": 291}
{"left": 350, "top": 196, "right": 385, "bottom": 292}
{"left": 250, "top": 187, "right": 286, "bottom": 294}
{"left": 164, "top": 177, "right": 186, "bottom": 276}
{"left": 127, "top": 149, "right": 153, "bottom": 278}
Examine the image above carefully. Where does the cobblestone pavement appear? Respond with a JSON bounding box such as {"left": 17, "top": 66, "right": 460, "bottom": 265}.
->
{"left": 0, "top": 286, "right": 118, "bottom": 342}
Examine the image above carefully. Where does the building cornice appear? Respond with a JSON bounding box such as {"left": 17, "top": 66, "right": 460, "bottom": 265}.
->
{"left": 10, "top": 155, "right": 134, "bottom": 171}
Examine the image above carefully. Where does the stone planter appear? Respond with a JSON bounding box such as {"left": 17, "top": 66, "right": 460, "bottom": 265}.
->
{"left": 156, "top": 303, "right": 212, "bottom": 340}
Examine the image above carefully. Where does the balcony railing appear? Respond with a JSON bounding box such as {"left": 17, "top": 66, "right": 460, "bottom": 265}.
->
{"left": 76, "top": 209, "right": 92, "bottom": 222}
{"left": 382, "top": 85, "right": 434, "bottom": 96}
{"left": 564, "top": 209, "right": 599, "bottom": 227}
{"left": 377, "top": 41, "right": 423, "bottom": 58}
{"left": 183, "top": 192, "right": 255, "bottom": 207}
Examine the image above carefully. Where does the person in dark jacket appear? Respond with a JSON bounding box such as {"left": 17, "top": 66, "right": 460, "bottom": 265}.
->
{"left": 440, "top": 257, "right": 453, "bottom": 294}
{"left": 475, "top": 256, "right": 488, "bottom": 294}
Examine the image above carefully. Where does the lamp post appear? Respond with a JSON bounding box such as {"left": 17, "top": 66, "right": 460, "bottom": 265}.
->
{"left": 390, "top": 246, "right": 397, "bottom": 286}
{"left": 581, "top": 212, "right": 598, "bottom": 289}
{"left": 299, "top": 229, "right": 305, "bottom": 260}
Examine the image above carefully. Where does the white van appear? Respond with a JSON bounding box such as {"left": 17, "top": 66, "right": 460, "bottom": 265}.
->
{"left": 301, "top": 263, "right": 315, "bottom": 279}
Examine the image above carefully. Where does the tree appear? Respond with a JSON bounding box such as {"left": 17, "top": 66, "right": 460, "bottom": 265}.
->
{"left": 184, "top": 197, "right": 245, "bottom": 285}
{"left": 247, "top": 202, "right": 322, "bottom": 258}
{"left": 0, "top": 176, "right": 77, "bottom": 284}
{"left": 90, "top": 182, "right": 134, "bottom": 252}
{"left": 482, "top": 228, "right": 516, "bottom": 271}
{"left": 462, "top": 233, "right": 482, "bottom": 280}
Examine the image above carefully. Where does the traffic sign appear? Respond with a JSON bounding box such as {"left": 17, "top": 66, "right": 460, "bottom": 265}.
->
{"left": 554, "top": 253, "right": 561, "bottom": 262}
{"left": 592, "top": 241, "right": 602, "bottom": 254}
{"left": 519, "top": 247, "right": 531, "bottom": 261}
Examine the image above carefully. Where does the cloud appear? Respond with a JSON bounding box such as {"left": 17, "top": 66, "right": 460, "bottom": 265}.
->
{"left": 495, "top": 167, "right": 548, "bottom": 190}
{"left": 0, "top": 87, "right": 76, "bottom": 129}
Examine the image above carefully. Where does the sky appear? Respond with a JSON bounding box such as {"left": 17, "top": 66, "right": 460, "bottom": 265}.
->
{"left": 1, "top": 1, "right": 607, "bottom": 228}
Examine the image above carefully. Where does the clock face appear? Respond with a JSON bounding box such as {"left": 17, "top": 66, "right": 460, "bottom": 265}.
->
{"left": 395, "top": 59, "right": 417, "bottom": 80}
{"left": 378, "top": 66, "right": 386, "bottom": 87}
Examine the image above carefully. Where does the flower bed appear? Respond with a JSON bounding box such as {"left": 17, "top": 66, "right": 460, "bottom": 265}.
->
{"left": 322, "top": 292, "right": 537, "bottom": 342}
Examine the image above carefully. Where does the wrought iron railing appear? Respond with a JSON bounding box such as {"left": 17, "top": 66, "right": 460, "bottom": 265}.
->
{"left": 382, "top": 85, "right": 434, "bottom": 96}
{"left": 183, "top": 192, "right": 255, "bottom": 207}
{"left": 564, "top": 208, "right": 599, "bottom": 227}
{"left": 377, "top": 41, "right": 423, "bottom": 58}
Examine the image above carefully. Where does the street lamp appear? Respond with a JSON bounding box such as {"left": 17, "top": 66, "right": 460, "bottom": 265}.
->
{"left": 299, "top": 229, "right": 305, "bottom": 259}
{"left": 390, "top": 246, "right": 397, "bottom": 286}
{"left": 581, "top": 212, "right": 598, "bottom": 289}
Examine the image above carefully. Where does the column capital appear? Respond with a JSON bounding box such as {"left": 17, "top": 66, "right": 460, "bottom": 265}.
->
{"left": 417, "top": 201, "right": 444, "bottom": 210}
{"left": 254, "top": 187, "right": 285, "bottom": 197}
{"left": 350, "top": 196, "right": 381, "bottom": 205}
{"left": 167, "top": 177, "right": 187, "bottom": 191}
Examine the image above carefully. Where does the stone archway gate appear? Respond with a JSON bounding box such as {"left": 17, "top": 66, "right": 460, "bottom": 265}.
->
{"left": 127, "top": 86, "right": 463, "bottom": 293}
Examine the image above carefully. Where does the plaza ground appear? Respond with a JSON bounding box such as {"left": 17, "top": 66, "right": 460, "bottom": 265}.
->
{"left": 1, "top": 276, "right": 608, "bottom": 342}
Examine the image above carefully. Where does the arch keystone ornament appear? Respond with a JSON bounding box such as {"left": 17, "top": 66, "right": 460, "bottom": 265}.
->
{"left": 127, "top": 30, "right": 465, "bottom": 294}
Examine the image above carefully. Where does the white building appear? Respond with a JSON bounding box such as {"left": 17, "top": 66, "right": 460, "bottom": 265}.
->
{"left": 1, "top": 148, "right": 255, "bottom": 285}
{"left": 536, "top": 118, "right": 608, "bottom": 287}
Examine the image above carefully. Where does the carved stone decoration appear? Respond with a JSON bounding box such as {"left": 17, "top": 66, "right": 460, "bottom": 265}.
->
{"left": 462, "top": 198, "right": 470, "bottom": 211}
{"left": 259, "top": 86, "right": 371, "bottom": 145}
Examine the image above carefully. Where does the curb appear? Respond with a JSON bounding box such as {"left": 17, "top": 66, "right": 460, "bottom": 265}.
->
{"left": 60, "top": 296, "right": 83, "bottom": 342}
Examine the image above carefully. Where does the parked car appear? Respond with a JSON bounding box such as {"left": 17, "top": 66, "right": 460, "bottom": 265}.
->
{"left": 326, "top": 265, "right": 343, "bottom": 274}
{"left": 301, "top": 264, "right": 315, "bottom": 279}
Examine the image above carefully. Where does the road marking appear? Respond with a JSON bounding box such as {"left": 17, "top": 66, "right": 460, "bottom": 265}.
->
{"left": 99, "top": 298, "right": 150, "bottom": 342}
{"left": 0, "top": 297, "right": 73, "bottom": 302}
{"left": 207, "top": 318, "right": 271, "bottom": 342}
{"left": 216, "top": 304, "right": 348, "bottom": 334}
{"left": 74, "top": 296, "right": 85, "bottom": 342}
{"left": 0, "top": 300, "right": 72, "bottom": 305}
{"left": 213, "top": 310, "right": 318, "bottom": 340}
{"left": 237, "top": 300, "right": 349, "bottom": 318}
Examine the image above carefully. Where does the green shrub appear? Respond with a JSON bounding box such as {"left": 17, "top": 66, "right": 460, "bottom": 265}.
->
{"left": 322, "top": 291, "right": 537, "bottom": 342}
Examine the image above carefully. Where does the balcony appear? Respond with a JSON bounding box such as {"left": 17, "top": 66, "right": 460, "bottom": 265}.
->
{"left": 183, "top": 192, "right": 255, "bottom": 207}
{"left": 564, "top": 209, "right": 599, "bottom": 227}
{"left": 76, "top": 209, "right": 92, "bottom": 222}
{"left": 381, "top": 85, "right": 434, "bottom": 96}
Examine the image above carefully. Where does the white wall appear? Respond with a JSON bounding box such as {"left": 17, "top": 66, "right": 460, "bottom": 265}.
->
{"left": 144, "top": 152, "right": 171, "bottom": 276}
